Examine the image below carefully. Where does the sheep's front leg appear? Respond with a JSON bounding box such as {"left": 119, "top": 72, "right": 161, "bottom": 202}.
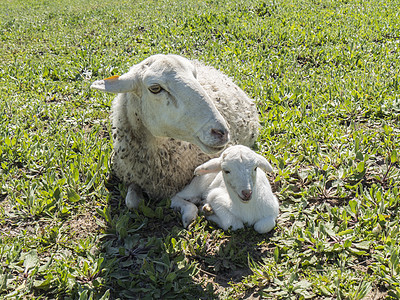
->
{"left": 254, "top": 215, "right": 276, "bottom": 234}
{"left": 125, "top": 183, "right": 144, "bottom": 209}
{"left": 171, "top": 195, "right": 198, "bottom": 228}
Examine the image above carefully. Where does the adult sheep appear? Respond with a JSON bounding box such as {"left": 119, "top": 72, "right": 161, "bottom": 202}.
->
{"left": 91, "top": 54, "right": 259, "bottom": 213}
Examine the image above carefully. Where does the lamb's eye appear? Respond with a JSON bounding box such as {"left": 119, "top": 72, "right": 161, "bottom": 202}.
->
{"left": 148, "top": 85, "right": 162, "bottom": 94}
{"left": 254, "top": 167, "right": 257, "bottom": 171}
{"left": 224, "top": 170, "right": 230, "bottom": 174}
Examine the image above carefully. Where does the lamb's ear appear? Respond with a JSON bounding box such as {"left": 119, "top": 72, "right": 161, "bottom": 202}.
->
{"left": 90, "top": 72, "right": 137, "bottom": 93}
{"left": 194, "top": 158, "right": 222, "bottom": 175}
{"left": 255, "top": 154, "right": 273, "bottom": 173}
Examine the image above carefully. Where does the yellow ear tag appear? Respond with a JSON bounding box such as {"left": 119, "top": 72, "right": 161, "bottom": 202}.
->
{"left": 104, "top": 75, "right": 120, "bottom": 81}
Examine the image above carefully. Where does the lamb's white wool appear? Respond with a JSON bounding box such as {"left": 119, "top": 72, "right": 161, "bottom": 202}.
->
{"left": 90, "top": 54, "right": 259, "bottom": 209}
{"left": 171, "top": 145, "right": 279, "bottom": 233}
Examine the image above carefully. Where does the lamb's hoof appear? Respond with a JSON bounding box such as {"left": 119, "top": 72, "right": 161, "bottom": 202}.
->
{"left": 183, "top": 217, "right": 194, "bottom": 228}
{"left": 202, "top": 203, "right": 214, "bottom": 216}
{"left": 182, "top": 205, "right": 198, "bottom": 228}
{"left": 182, "top": 213, "right": 197, "bottom": 228}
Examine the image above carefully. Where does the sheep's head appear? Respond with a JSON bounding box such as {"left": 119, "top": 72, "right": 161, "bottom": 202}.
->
{"left": 90, "top": 54, "right": 229, "bottom": 154}
{"left": 195, "top": 145, "right": 273, "bottom": 202}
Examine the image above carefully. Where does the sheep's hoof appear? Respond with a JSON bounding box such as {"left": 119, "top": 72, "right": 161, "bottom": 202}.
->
{"left": 125, "top": 184, "right": 143, "bottom": 209}
{"left": 202, "top": 203, "right": 214, "bottom": 216}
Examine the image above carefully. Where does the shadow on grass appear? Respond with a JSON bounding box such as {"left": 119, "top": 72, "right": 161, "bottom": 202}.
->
{"left": 97, "top": 176, "right": 272, "bottom": 299}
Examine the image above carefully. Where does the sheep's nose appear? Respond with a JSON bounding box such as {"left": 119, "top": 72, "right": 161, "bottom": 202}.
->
{"left": 241, "top": 189, "right": 252, "bottom": 201}
{"left": 211, "top": 128, "right": 229, "bottom": 144}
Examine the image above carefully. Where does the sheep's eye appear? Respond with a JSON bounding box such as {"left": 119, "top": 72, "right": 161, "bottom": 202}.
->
{"left": 224, "top": 170, "right": 230, "bottom": 174}
{"left": 254, "top": 167, "right": 257, "bottom": 171}
{"left": 148, "top": 85, "right": 162, "bottom": 94}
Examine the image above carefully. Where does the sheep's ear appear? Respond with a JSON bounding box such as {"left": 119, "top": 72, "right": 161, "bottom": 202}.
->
{"left": 256, "top": 154, "right": 273, "bottom": 173}
{"left": 90, "top": 73, "right": 137, "bottom": 93}
{"left": 194, "top": 158, "right": 222, "bottom": 175}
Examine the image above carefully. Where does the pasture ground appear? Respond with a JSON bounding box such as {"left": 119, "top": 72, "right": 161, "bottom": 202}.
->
{"left": 1, "top": 0, "right": 400, "bottom": 298}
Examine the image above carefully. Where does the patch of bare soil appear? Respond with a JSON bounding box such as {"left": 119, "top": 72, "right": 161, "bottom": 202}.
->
{"left": 365, "top": 286, "right": 388, "bottom": 300}
{"left": 66, "top": 211, "right": 104, "bottom": 240}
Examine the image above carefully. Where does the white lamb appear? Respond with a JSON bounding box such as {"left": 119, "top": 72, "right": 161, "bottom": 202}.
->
{"left": 90, "top": 55, "right": 259, "bottom": 219}
{"left": 171, "top": 145, "right": 279, "bottom": 233}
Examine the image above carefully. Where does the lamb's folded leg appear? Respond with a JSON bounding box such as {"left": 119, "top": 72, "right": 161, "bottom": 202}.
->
{"left": 202, "top": 200, "right": 244, "bottom": 231}
{"left": 171, "top": 195, "right": 198, "bottom": 228}
{"left": 125, "top": 183, "right": 144, "bottom": 209}
{"left": 254, "top": 215, "right": 276, "bottom": 234}
{"left": 170, "top": 175, "right": 209, "bottom": 228}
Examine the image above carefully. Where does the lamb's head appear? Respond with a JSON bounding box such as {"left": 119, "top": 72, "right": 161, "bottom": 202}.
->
{"left": 90, "top": 54, "right": 229, "bottom": 154}
{"left": 195, "top": 145, "right": 273, "bottom": 202}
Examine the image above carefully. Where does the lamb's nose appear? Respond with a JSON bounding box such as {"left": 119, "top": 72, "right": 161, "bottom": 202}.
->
{"left": 211, "top": 128, "right": 229, "bottom": 144}
{"left": 241, "top": 189, "right": 252, "bottom": 201}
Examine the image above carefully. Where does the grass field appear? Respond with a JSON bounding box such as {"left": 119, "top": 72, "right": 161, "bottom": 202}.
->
{"left": 1, "top": 0, "right": 400, "bottom": 298}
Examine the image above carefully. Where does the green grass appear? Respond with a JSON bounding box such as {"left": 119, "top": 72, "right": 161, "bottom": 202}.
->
{"left": 1, "top": 0, "right": 400, "bottom": 298}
